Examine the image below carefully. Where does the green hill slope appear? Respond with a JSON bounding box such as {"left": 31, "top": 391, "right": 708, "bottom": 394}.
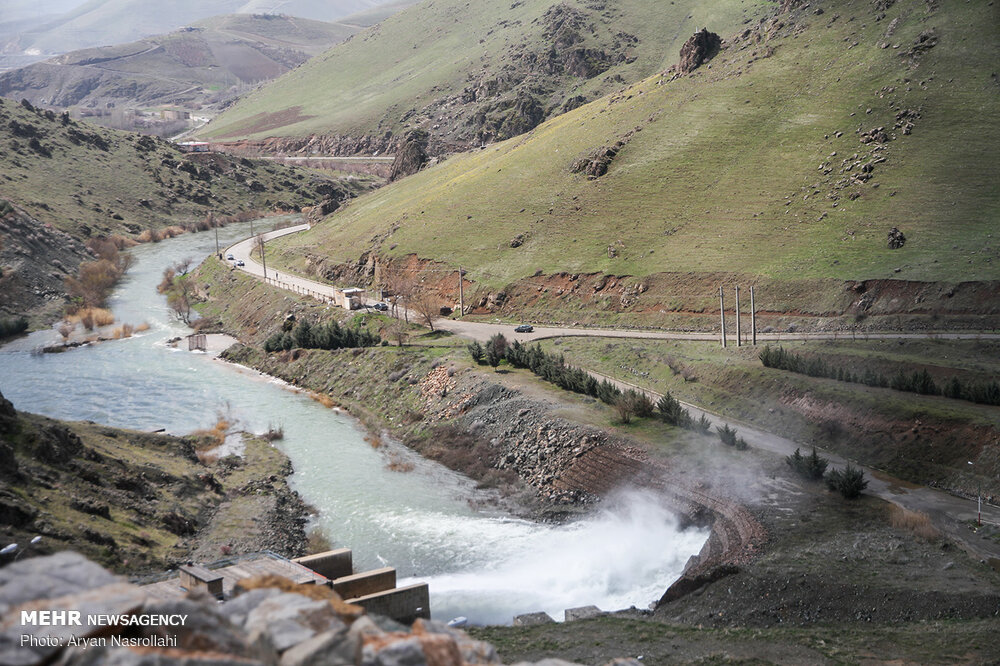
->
{"left": 0, "top": 14, "right": 359, "bottom": 113}
{"left": 265, "top": 0, "right": 1000, "bottom": 324}
{"left": 200, "top": 0, "right": 762, "bottom": 149}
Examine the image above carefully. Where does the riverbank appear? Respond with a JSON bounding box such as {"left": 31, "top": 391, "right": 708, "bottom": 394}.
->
{"left": 0, "top": 388, "right": 309, "bottom": 575}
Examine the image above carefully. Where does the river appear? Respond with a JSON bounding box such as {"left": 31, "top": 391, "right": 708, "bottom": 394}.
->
{"left": 0, "top": 220, "right": 707, "bottom": 625}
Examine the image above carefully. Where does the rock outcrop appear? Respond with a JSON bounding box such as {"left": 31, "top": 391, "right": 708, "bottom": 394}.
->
{"left": 0, "top": 552, "right": 634, "bottom": 666}
{"left": 388, "top": 130, "right": 430, "bottom": 182}
{"left": 677, "top": 29, "right": 722, "bottom": 74}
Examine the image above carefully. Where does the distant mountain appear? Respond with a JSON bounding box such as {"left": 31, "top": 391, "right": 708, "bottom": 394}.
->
{"left": 199, "top": 0, "right": 757, "bottom": 152}
{"left": 0, "top": 0, "right": 403, "bottom": 56}
{"left": 0, "top": 14, "right": 360, "bottom": 113}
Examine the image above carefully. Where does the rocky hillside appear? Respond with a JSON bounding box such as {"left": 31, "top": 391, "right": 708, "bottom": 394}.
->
{"left": 200, "top": 0, "right": 757, "bottom": 151}
{"left": 260, "top": 0, "right": 999, "bottom": 327}
{"left": 0, "top": 95, "right": 370, "bottom": 321}
{"left": 0, "top": 14, "right": 360, "bottom": 114}
{"left": 0, "top": 389, "right": 309, "bottom": 575}
{"left": 0, "top": 203, "right": 94, "bottom": 323}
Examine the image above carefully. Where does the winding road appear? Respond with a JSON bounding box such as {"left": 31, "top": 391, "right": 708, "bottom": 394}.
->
{"left": 224, "top": 223, "right": 1000, "bottom": 561}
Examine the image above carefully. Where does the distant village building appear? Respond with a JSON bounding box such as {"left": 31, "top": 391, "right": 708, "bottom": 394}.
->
{"left": 161, "top": 109, "right": 190, "bottom": 121}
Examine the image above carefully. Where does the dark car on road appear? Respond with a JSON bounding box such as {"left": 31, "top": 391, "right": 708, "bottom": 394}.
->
{"left": 514, "top": 324, "right": 533, "bottom": 333}
{"left": 373, "top": 302, "right": 389, "bottom": 311}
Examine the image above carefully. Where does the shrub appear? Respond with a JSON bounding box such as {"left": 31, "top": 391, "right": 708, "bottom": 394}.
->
{"left": 716, "top": 423, "right": 738, "bottom": 447}
{"left": 626, "top": 389, "right": 655, "bottom": 418}
{"left": 786, "top": 447, "right": 829, "bottom": 481}
{"left": 485, "top": 334, "right": 508, "bottom": 370}
{"left": 656, "top": 392, "right": 690, "bottom": 427}
{"left": 613, "top": 395, "right": 635, "bottom": 424}
{"left": 888, "top": 505, "right": 940, "bottom": 540}
{"left": 264, "top": 317, "right": 379, "bottom": 352}
{"left": 0, "top": 316, "right": 29, "bottom": 339}
{"left": 262, "top": 422, "right": 284, "bottom": 441}
{"left": 467, "top": 341, "right": 484, "bottom": 364}
{"left": 694, "top": 413, "right": 712, "bottom": 434}
{"left": 826, "top": 464, "right": 868, "bottom": 499}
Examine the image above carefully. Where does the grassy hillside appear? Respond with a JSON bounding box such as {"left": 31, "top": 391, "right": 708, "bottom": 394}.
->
{"left": 201, "top": 0, "right": 762, "bottom": 146}
{"left": 0, "top": 14, "right": 359, "bottom": 113}
{"left": 0, "top": 96, "right": 354, "bottom": 240}
{"left": 262, "top": 0, "right": 999, "bottom": 322}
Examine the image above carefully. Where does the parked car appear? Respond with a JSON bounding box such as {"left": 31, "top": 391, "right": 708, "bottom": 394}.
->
{"left": 226, "top": 254, "right": 235, "bottom": 260}
{"left": 514, "top": 324, "right": 533, "bottom": 333}
{"left": 373, "top": 302, "right": 389, "bottom": 311}
{"left": 236, "top": 260, "right": 245, "bottom": 267}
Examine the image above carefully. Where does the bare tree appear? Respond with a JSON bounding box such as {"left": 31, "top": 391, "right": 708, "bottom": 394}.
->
{"left": 412, "top": 288, "right": 439, "bottom": 331}
{"left": 383, "top": 264, "right": 414, "bottom": 323}
{"left": 388, "top": 317, "right": 409, "bottom": 347}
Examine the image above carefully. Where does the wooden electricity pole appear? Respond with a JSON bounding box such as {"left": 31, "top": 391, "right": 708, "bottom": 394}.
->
{"left": 258, "top": 233, "right": 267, "bottom": 280}
{"left": 735, "top": 285, "right": 741, "bottom": 347}
{"left": 750, "top": 286, "right": 757, "bottom": 345}
{"left": 458, "top": 267, "right": 464, "bottom": 317}
{"left": 719, "top": 286, "right": 727, "bottom": 348}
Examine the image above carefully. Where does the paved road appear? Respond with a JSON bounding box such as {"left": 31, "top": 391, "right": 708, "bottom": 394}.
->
{"left": 224, "top": 225, "right": 1000, "bottom": 560}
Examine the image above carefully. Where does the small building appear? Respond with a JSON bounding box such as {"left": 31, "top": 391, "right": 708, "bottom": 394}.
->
{"left": 177, "top": 141, "right": 210, "bottom": 153}
{"left": 161, "top": 109, "right": 191, "bottom": 121}
{"left": 334, "top": 287, "right": 365, "bottom": 310}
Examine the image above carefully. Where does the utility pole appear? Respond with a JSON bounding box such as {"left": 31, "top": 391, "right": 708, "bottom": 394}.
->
{"left": 750, "top": 285, "right": 757, "bottom": 346}
{"left": 214, "top": 221, "right": 220, "bottom": 259}
{"left": 458, "top": 267, "right": 464, "bottom": 317}
{"left": 735, "top": 285, "right": 741, "bottom": 347}
{"left": 719, "top": 286, "right": 727, "bottom": 348}
{"left": 258, "top": 233, "right": 267, "bottom": 281}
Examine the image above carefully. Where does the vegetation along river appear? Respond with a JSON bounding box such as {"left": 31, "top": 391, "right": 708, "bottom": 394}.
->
{"left": 0, "top": 220, "right": 707, "bottom": 624}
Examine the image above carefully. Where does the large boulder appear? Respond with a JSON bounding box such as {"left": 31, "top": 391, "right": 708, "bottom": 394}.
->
{"left": 678, "top": 29, "right": 722, "bottom": 74}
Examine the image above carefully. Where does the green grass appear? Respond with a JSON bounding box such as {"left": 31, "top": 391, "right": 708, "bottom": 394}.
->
{"left": 202, "top": 0, "right": 760, "bottom": 141}
{"left": 470, "top": 616, "right": 1000, "bottom": 665}
{"left": 537, "top": 336, "right": 1000, "bottom": 496}
{"left": 257, "top": 0, "right": 998, "bottom": 307}
{"left": 0, "top": 97, "right": 348, "bottom": 240}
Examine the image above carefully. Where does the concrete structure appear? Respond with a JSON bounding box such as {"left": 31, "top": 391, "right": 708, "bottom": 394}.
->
{"left": 293, "top": 548, "right": 352, "bottom": 579}
{"left": 332, "top": 567, "right": 396, "bottom": 600}
{"left": 564, "top": 605, "right": 606, "bottom": 622}
{"left": 513, "top": 612, "right": 556, "bottom": 626}
{"left": 142, "top": 549, "right": 430, "bottom": 624}
{"left": 333, "top": 287, "right": 365, "bottom": 310}
{"left": 350, "top": 583, "right": 430, "bottom": 625}
{"left": 178, "top": 565, "right": 222, "bottom": 598}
